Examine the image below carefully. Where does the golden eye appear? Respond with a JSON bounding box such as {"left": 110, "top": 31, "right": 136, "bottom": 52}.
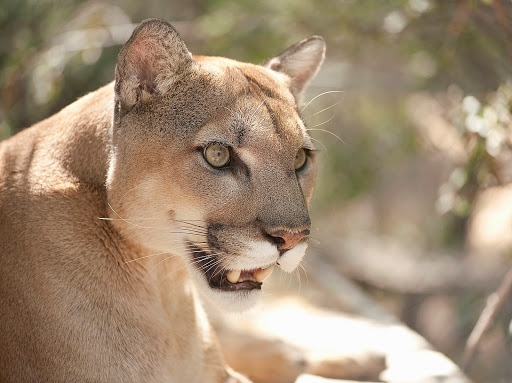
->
{"left": 204, "top": 144, "right": 230, "bottom": 168}
{"left": 294, "top": 148, "right": 307, "bottom": 170}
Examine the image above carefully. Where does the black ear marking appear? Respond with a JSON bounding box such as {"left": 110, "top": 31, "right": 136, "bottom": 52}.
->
{"left": 114, "top": 18, "right": 193, "bottom": 112}
{"left": 265, "top": 36, "right": 326, "bottom": 106}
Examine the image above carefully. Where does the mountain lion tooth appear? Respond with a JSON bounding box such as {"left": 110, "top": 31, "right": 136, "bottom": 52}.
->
{"left": 254, "top": 264, "right": 274, "bottom": 282}
{"left": 226, "top": 269, "right": 241, "bottom": 283}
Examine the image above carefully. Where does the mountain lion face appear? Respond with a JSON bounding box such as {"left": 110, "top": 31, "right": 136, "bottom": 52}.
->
{"left": 107, "top": 19, "right": 325, "bottom": 311}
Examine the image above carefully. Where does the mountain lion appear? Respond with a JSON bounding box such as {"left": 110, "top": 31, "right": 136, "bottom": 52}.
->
{"left": 0, "top": 19, "right": 325, "bottom": 382}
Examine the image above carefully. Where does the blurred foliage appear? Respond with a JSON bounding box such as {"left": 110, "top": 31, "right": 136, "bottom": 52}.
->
{"left": 437, "top": 82, "right": 512, "bottom": 219}
{"left": 1, "top": 1, "right": 512, "bottom": 382}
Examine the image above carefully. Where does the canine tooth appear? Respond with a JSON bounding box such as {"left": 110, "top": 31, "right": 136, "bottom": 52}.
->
{"left": 226, "top": 269, "right": 241, "bottom": 283}
{"left": 254, "top": 264, "right": 274, "bottom": 282}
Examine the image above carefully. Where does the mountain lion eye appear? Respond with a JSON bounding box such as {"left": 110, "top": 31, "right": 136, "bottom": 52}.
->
{"left": 204, "top": 144, "right": 230, "bottom": 168}
{"left": 295, "top": 148, "right": 307, "bottom": 170}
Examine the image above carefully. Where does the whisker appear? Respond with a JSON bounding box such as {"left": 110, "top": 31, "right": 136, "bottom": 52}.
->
{"left": 223, "top": 106, "right": 236, "bottom": 118}
{"left": 178, "top": 225, "right": 207, "bottom": 235}
{"left": 125, "top": 242, "right": 209, "bottom": 264}
{"left": 151, "top": 251, "right": 220, "bottom": 279}
{"left": 308, "top": 112, "right": 336, "bottom": 129}
{"left": 148, "top": 249, "right": 217, "bottom": 275}
{"left": 309, "top": 137, "right": 327, "bottom": 152}
{"left": 201, "top": 256, "right": 223, "bottom": 274}
{"left": 301, "top": 259, "right": 311, "bottom": 270}
{"left": 309, "top": 237, "right": 321, "bottom": 245}
{"left": 159, "top": 253, "right": 220, "bottom": 288}
{"left": 301, "top": 90, "right": 346, "bottom": 113}
{"left": 307, "top": 100, "right": 343, "bottom": 118}
{"left": 188, "top": 255, "right": 218, "bottom": 267}
{"left": 102, "top": 208, "right": 168, "bottom": 230}
{"left": 166, "top": 272, "right": 190, "bottom": 296}
{"left": 196, "top": 259, "right": 217, "bottom": 271}
{"left": 248, "top": 100, "right": 266, "bottom": 121}
{"left": 306, "top": 127, "right": 345, "bottom": 144}
{"left": 295, "top": 268, "right": 302, "bottom": 294}
{"left": 158, "top": 263, "right": 192, "bottom": 286}
{"left": 146, "top": 254, "right": 180, "bottom": 276}
{"left": 174, "top": 219, "right": 207, "bottom": 231}
{"left": 186, "top": 247, "right": 213, "bottom": 255}
{"left": 180, "top": 230, "right": 207, "bottom": 237}
{"left": 124, "top": 251, "right": 170, "bottom": 264}
{"left": 286, "top": 270, "right": 293, "bottom": 289}
{"left": 306, "top": 245, "right": 332, "bottom": 257}
{"left": 107, "top": 202, "right": 123, "bottom": 220}
{"left": 299, "top": 262, "right": 309, "bottom": 285}
{"left": 211, "top": 258, "right": 228, "bottom": 279}
{"left": 199, "top": 256, "right": 222, "bottom": 271}
{"left": 120, "top": 226, "right": 153, "bottom": 243}
{"left": 207, "top": 262, "right": 224, "bottom": 282}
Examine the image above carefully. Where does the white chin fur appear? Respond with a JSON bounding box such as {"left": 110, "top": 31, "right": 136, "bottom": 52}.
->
{"left": 278, "top": 242, "right": 308, "bottom": 272}
{"left": 202, "top": 287, "right": 262, "bottom": 313}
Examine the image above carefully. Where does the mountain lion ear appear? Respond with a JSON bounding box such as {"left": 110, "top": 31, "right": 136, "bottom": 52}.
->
{"left": 115, "top": 18, "right": 193, "bottom": 112}
{"left": 265, "top": 36, "right": 326, "bottom": 105}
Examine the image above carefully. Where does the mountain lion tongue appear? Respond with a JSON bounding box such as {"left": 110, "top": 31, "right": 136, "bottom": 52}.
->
{"left": 226, "top": 264, "right": 274, "bottom": 284}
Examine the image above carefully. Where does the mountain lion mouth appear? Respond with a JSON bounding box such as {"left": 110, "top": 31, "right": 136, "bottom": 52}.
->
{"left": 189, "top": 245, "right": 275, "bottom": 291}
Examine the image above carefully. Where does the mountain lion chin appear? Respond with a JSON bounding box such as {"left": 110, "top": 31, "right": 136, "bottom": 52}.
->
{"left": 188, "top": 246, "right": 308, "bottom": 312}
{"left": 186, "top": 249, "right": 275, "bottom": 312}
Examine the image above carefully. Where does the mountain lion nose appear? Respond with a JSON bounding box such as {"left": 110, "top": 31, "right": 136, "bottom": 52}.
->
{"left": 266, "top": 229, "right": 310, "bottom": 250}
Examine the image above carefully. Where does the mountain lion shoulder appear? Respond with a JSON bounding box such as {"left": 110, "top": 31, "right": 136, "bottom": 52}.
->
{"left": 0, "top": 19, "right": 325, "bottom": 382}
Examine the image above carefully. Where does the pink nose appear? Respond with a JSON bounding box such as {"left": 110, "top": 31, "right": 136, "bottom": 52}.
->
{"left": 267, "top": 229, "right": 310, "bottom": 250}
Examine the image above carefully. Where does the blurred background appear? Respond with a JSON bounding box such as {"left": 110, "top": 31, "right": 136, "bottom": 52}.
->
{"left": 1, "top": 0, "right": 511, "bottom": 382}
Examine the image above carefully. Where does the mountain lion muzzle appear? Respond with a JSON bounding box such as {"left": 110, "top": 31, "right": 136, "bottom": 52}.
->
{"left": 0, "top": 18, "right": 325, "bottom": 383}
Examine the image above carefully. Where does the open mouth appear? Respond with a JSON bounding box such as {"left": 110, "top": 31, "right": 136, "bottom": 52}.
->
{"left": 189, "top": 244, "right": 275, "bottom": 291}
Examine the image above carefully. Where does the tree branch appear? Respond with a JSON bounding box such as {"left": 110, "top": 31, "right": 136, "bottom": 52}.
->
{"left": 462, "top": 267, "right": 512, "bottom": 371}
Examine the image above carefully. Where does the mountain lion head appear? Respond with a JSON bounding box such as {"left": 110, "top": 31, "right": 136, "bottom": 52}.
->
{"left": 106, "top": 19, "right": 325, "bottom": 311}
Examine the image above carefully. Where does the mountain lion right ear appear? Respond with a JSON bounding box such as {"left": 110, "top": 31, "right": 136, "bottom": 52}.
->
{"left": 265, "top": 36, "right": 326, "bottom": 106}
{"left": 115, "top": 18, "right": 193, "bottom": 112}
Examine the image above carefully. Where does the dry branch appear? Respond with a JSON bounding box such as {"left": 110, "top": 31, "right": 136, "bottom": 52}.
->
{"left": 462, "top": 267, "right": 512, "bottom": 371}
{"left": 321, "top": 237, "right": 505, "bottom": 295}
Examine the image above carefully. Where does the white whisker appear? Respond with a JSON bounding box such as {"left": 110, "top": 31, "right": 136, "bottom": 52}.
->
{"left": 223, "top": 106, "right": 236, "bottom": 118}
{"left": 124, "top": 251, "right": 170, "bottom": 264}
{"left": 295, "top": 268, "right": 302, "bottom": 294}
{"left": 124, "top": 243, "right": 208, "bottom": 264}
{"left": 309, "top": 137, "right": 327, "bottom": 152}
{"left": 158, "top": 263, "right": 191, "bottom": 286}
{"left": 299, "top": 262, "right": 309, "bottom": 285}
{"left": 248, "top": 100, "right": 266, "bottom": 121}
{"left": 146, "top": 254, "right": 180, "bottom": 276}
{"left": 308, "top": 100, "right": 342, "bottom": 118}
{"left": 308, "top": 112, "right": 336, "bottom": 129}
{"left": 301, "top": 90, "right": 345, "bottom": 113}
{"left": 306, "top": 127, "right": 345, "bottom": 144}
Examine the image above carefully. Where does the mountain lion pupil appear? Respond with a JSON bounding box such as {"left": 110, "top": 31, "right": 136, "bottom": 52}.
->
{"left": 205, "top": 144, "right": 230, "bottom": 168}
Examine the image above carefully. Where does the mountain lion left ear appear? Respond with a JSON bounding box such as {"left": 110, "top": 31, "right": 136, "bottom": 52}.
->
{"left": 114, "top": 18, "right": 193, "bottom": 113}
{"left": 265, "top": 36, "right": 326, "bottom": 106}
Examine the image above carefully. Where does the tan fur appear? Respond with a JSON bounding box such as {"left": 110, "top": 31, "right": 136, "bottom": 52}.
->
{"left": 0, "top": 19, "right": 325, "bottom": 382}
